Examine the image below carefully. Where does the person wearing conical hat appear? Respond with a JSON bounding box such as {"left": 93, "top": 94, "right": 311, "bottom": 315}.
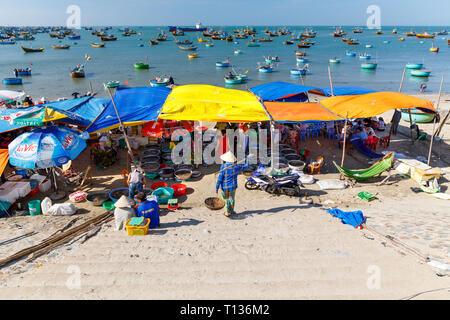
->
{"left": 113, "top": 195, "right": 136, "bottom": 231}
{"left": 215, "top": 151, "right": 250, "bottom": 217}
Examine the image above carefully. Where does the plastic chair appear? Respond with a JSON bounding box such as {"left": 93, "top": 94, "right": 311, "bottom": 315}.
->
{"left": 379, "top": 135, "right": 390, "bottom": 149}
{"left": 309, "top": 156, "right": 324, "bottom": 175}
{"left": 326, "top": 128, "right": 336, "bottom": 141}
{"left": 369, "top": 136, "right": 380, "bottom": 151}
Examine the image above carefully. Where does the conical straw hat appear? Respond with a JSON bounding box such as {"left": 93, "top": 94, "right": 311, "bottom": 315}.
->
{"left": 114, "top": 195, "right": 134, "bottom": 208}
{"left": 220, "top": 151, "right": 236, "bottom": 163}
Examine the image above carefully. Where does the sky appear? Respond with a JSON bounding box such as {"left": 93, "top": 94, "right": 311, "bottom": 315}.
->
{"left": 1, "top": 0, "right": 449, "bottom": 26}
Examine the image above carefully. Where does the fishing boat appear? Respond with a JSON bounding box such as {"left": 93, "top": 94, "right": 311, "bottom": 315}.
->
{"left": 156, "top": 33, "right": 167, "bottom": 41}
{"left": 70, "top": 65, "right": 85, "bottom": 78}
{"left": 234, "top": 49, "right": 242, "bottom": 54}
{"left": 21, "top": 46, "right": 44, "bottom": 52}
{"left": 333, "top": 27, "right": 346, "bottom": 37}
{"left": 175, "top": 39, "right": 193, "bottom": 45}
{"left": 398, "top": 37, "right": 405, "bottom": 41}
{"left": 205, "top": 42, "right": 214, "bottom": 47}
{"left": 410, "top": 69, "right": 431, "bottom": 77}
{"left": 258, "top": 64, "right": 273, "bottom": 73}
{"left": 51, "top": 44, "right": 70, "bottom": 49}
{"left": 101, "top": 35, "right": 117, "bottom": 41}
{"left": 224, "top": 73, "right": 247, "bottom": 85}
{"left": 392, "top": 29, "right": 398, "bottom": 34}
{"left": 406, "top": 29, "right": 416, "bottom": 36}
{"left": 429, "top": 41, "right": 439, "bottom": 52}
{"left": 353, "top": 28, "right": 363, "bottom": 33}
{"left": 247, "top": 41, "right": 260, "bottom": 47}
{"left": 284, "top": 40, "right": 294, "bottom": 45}
{"left": 405, "top": 63, "right": 423, "bottom": 70}
{"left": 14, "top": 68, "right": 31, "bottom": 76}
{"left": 150, "top": 77, "right": 171, "bottom": 87}
{"left": 226, "top": 36, "right": 233, "bottom": 42}
{"left": 0, "top": 39, "right": 16, "bottom": 45}
{"left": 265, "top": 56, "right": 279, "bottom": 63}
{"left": 197, "top": 37, "right": 207, "bottom": 43}
{"left": 3, "top": 77, "right": 22, "bottom": 85}
{"left": 258, "top": 37, "right": 272, "bottom": 42}
{"left": 383, "top": 40, "right": 390, "bottom": 44}
{"left": 375, "top": 30, "right": 383, "bottom": 35}
{"left": 347, "top": 39, "right": 359, "bottom": 45}
{"left": 361, "top": 63, "right": 377, "bottom": 69}
{"left": 168, "top": 24, "right": 207, "bottom": 32}
{"left": 177, "top": 44, "right": 197, "bottom": 50}
{"left": 172, "top": 30, "right": 185, "bottom": 36}
{"left": 290, "top": 64, "right": 309, "bottom": 76}
{"left": 346, "top": 51, "right": 356, "bottom": 57}
{"left": 90, "top": 42, "right": 105, "bottom": 48}
{"left": 134, "top": 62, "right": 150, "bottom": 69}
{"left": 416, "top": 30, "right": 435, "bottom": 39}
{"left": 216, "top": 60, "right": 230, "bottom": 67}
{"left": 297, "top": 43, "right": 310, "bottom": 48}
{"left": 149, "top": 39, "right": 159, "bottom": 45}
{"left": 401, "top": 108, "right": 435, "bottom": 123}
{"left": 365, "top": 44, "right": 373, "bottom": 48}
{"left": 329, "top": 58, "right": 341, "bottom": 64}
{"left": 434, "top": 28, "right": 448, "bottom": 35}
{"left": 188, "top": 53, "right": 198, "bottom": 59}
{"left": 68, "top": 35, "right": 80, "bottom": 40}
{"left": 359, "top": 53, "right": 371, "bottom": 60}
{"left": 104, "top": 80, "right": 120, "bottom": 89}
{"left": 202, "top": 31, "right": 213, "bottom": 37}
{"left": 295, "top": 51, "right": 307, "bottom": 56}
{"left": 296, "top": 57, "right": 308, "bottom": 63}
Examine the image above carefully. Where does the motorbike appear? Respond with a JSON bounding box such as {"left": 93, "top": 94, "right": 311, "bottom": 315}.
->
{"left": 245, "top": 172, "right": 303, "bottom": 197}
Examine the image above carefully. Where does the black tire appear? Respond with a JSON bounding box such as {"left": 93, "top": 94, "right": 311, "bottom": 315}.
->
{"left": 283, "top": 185, "right": 301, "bottom": 197}
{"left": 245, "top": 180, "right": 259, "bottom": 190}
{"left": 266, "top": 185, "right": 280, "bottom": 195}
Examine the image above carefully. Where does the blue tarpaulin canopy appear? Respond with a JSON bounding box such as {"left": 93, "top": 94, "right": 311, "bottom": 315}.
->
{"left": 249, "top": 82, "right": 318, "bottom": 102}
{"left": 86, "top": 86, "right": 172, "bottom": 133}
{"left": 312, "top": 86, "right": 378, "bottom": 97}
{"left": 0, "top": 106, "right": 34, "bottom": 133}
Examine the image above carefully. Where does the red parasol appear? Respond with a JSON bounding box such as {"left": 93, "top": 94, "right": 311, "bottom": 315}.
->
{"left": 142, "top": 120, "right": 204, "bottom": 138}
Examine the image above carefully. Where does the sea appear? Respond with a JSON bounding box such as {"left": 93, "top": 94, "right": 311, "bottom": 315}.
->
{"left": 1, "top": 26, "right": 449, "bottom": 100}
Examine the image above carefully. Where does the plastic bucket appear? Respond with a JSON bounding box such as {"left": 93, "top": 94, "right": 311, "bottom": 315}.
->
{"left": 28, "top": 200, "right": 41, "bottom": 216}
{"left": 171, "top": 183, "right": 186, "bottom": 196}
{"left": 152, "top": 187, "right": 174, "bottom": 204}
{"left": 151, "top": 182, "right": 168, "bottom": 190}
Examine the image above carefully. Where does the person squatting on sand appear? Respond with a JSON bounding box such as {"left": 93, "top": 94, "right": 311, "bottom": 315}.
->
{"left": 114, "top": 195, "right": 136, "bottom": 231}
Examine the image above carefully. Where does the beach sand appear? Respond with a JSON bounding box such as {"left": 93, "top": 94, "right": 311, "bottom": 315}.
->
{"left": 0, "top": 97, "right": 449, "bottom": 299}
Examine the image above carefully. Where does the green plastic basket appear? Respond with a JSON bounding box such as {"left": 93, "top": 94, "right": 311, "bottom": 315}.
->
{"left": 102, "top": 201, "right": 115, "bottom": 211}
{"left": 145, "top": 172, "right": 159, "bottom": 179}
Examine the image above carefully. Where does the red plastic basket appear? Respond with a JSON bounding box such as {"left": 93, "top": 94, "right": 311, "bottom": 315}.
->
{"left": 171, "top": 183, "right": 186, "bottom": 196}
{"left": 151, "top": 182, "right": 168, "bottom": 190}
{"left": 29, "top": 187, "right": 39, "bottom": 196}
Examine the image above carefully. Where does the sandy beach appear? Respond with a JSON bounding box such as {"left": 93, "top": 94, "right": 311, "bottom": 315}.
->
{"left": 0, "top": 94, "right": 449, "bottom": 300}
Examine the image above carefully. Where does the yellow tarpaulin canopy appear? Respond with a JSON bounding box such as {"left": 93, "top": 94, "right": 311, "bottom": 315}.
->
{"left": 264, "top": 102, "right": 344, "bottom": 122}
{"left": 319, "top": 92, "right": 436, "bottom": 119}
{"left": 158, "top": 85, "right": 271, "bottom": 122}
{"left": 0, "top": 149, "right": 9, "bottom": 176}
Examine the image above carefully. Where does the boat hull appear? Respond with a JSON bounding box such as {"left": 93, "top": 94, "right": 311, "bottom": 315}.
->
{"left": 410, "top": 70, "right": 431, "bottom": 77}
{"left": 134, "top": 63, "right": 149, "bottom": 69}
{"left": 401, "top": 109, "right": 435, "bottom": 123}
{"left": 405, "top": 63, "right": 423, "bottom": 70}
{"left": 3, "top": 77, "right": 22, "bottom": 85}
{"left": 361, "top": 63, "right": 377, "bottom": 69}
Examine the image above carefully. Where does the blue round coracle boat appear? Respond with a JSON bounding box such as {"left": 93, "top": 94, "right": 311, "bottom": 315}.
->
{"left": 406, "top": 63, "right": 423, "bottom": 70}
{"left": 3, "top": 77, "right": 22, "bottom": 85}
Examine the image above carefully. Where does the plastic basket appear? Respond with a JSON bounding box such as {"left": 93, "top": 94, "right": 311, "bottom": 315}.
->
{"left": 152, "top": 187, "right": 174, "bottom": 204}
{"left": 29, "top": 187, "right": 39, "bottom": 196}
{"left": 125, "top": 218, "right": 150, "bottom": 235}
{"left": 151, "top": 182, "right": 168, "bottom": 190}
{"left": 102, "top": 201, "right": 115, "bottom": 211}
{"left": 39, "top": 179, "right": 51, "bottom": 193}
{"left": 171, "top": 183, "right": 186, "bottom": 196}
{"left": 168, "top": 198, "right": 179, "bottom": 210}
{"left": 28, "top": 200, "right": 41, "bottom": 216}
{"left": 145, "top": 172, "right": 159, "bottom": 180}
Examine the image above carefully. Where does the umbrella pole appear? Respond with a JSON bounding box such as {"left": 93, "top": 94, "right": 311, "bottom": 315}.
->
{"left": 52, "top": 168, "right": 58, "bottom": 191}
{"left": 398, "top": 67, "right": 414, "bottom": 144}
{"left": 270, "top": 121, "right": 275, "bottom": 175}
{"left": 106, "top": 87, "right": 134, "bottom": 161}
{"left": 340, "top": 112, "right": 349, "bottom": 176}
{"left": 427, "top": 75, "right": 444, "bottom": 165}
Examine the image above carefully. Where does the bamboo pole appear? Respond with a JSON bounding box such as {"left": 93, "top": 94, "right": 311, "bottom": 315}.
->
{"left": 398, "top": 67, "right": 415, "bottom": 143}
{"left": 106, "top": 87, "right": 134, "bottom": 158}
{"left": 328, "top": 66, "right": 334, "bottom": 96}
{"left": 427, "top": 75, "right": 444, "bottom": 165}
{"left": 340, "top": 112, "right": 349, "bottom": 169}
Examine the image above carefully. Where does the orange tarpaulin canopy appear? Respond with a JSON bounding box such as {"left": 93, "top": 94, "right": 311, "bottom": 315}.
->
{"left": 264, "top": 102, "right": 344, "bottom": 122}
{"left": 319, "top": 92, "right": 436, "bottom": 119}
{"left": 0, "top": 149, "right": 9, "bottom": 176}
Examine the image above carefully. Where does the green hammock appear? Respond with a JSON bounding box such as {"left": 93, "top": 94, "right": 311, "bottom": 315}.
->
{"left": 333, "top": 153, "right": 394, "bottom": 181}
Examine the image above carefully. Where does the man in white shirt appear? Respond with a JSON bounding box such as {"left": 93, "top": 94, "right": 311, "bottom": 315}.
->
{"left": 127, "top": 166, "right": 146, "bottom": 198}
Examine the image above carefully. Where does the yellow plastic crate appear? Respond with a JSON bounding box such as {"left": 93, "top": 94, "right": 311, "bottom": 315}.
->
{"left": 125, "top": 218, "right": 150, "bottom": 236}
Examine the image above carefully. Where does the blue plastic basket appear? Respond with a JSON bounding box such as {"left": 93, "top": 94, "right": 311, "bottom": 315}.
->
{"left": 152, "top": 187, "right": 174, "bottom": 204}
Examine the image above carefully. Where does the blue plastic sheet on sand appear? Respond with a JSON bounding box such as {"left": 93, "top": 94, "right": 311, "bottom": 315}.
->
{"left": 327, "top": 208, "right": 365, "bottom": 228}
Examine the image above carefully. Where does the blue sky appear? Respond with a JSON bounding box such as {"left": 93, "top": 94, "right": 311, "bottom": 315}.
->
{"left": 1, "top": 0, "right": 449, "bottom": 26}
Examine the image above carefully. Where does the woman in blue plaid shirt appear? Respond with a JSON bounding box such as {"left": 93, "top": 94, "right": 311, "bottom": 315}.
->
{"left": 216, "top": 151, "right": 250, "bottom": 217}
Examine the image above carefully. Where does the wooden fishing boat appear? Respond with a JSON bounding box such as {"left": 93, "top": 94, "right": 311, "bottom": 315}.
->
{"left": 302, "top": 40, "right": 315, "bottom": 45}
{"left": 156, "top": 33, "right": 167, "bottom": 41}
{"left": 406, "top": 29, "right": 416, "bottom": 36}
{"left": 347, "top": 40, "right": 359, "bottom": 45}
{"left": 416, "top": 29, "right": 435, "bottom": 38}
{"left": 149, "top": 39, "right": 159, "bottom": 45}
{"left": 329, "top": 58, "right": 341, "bottom": 64}
{"left": 284, "top": 40, "right": 294, "bottom": 45}
{"left": 51, "top": 44, "right": 70, "bottom": 49}
{"left": 342, "top": 38, "right": 351, "bottom": 43}
{"left": 150, "top": 77, "right": 171, "bottom": 87}
{"left": 226, "top": 36, "right": 233, "bottom": 42}
{"left": 177, "top": 45, "right": 197, "bottom": 50}
{"left": 258, "top": 38, "right": 272, "bottom": 42}
{"left": 0, "top": 40, "right": 16, "bottom": 45}
{"left": 197, "top": 37, "right": 207, "bottom": 43}
{"left": 90, "top": 42, "right": 105, "bottom": 48}
{"left": 375, "top": 30, "right": 383, "bottom": 34}
{"left": 202, "top": 31, "right": 213, "bottom": 37}
{"left": 71, "top": 68, "right": 85, "bottom": 78}
{"left": 21, "top": 46, "right": 44, "bottom": 52}
{"left": 361, "top": 63, "right": 377, "bottom": 69}
{"left": 401, "top": 108, "right": 435, "bottom": 123}
{"left": 295, "top": 51, "right": 307, "bottom": 56}
{"left": 101, "top": 35, "right": 117, "bottom": 41}
{"left": 268, "top": 32, "right": 278, "bottom": 37}
{"left": 297, "top": 43, "right": 310, "bottom": 48}
{"left": 398, "top": 37, "right": 405, "bottom": 41}
{"left": 235, "top": 34, "right": 248, "bottom": 39}
{"left": 405, "top": 63, "right": 423, "bottom": 70}
{"left": 205, "top": 42, "right": 214, "bottom": 47}
{"left": 258, "top": 65, "right": 273, "bottom": 73}
{"left": 353, "top": 28, "right": 363, "bottom": 33}
{"left": 434, "top": 28, "right": 448, "bottom": 35}
{"left": 175, "top": 39, "right": 193, "bottom": 45}
{"left": 301, "top": 33, "right": 316, "bottom": 38}
{"left": 392, "top": 29, "right": 398, "bottom": 34}
{"left": 3, "top": 77, "right": 22, "bottom": 85}
{"left": 410, "top": 69, "right": 431, "bottom": 77}
{"left": 188, "top": 53, "right": 198, "bottom": 59}
{"left": 104, "top": 80, "right": 120, "bottom": 89}
{"left": 265, "top": 56, "right": 279, "bottom": 63}
{"left": 68, "top": 35, "right": 80, "bottom": 40}
{"left": 429, "top": 41, "right": 439, "bottom": 52}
